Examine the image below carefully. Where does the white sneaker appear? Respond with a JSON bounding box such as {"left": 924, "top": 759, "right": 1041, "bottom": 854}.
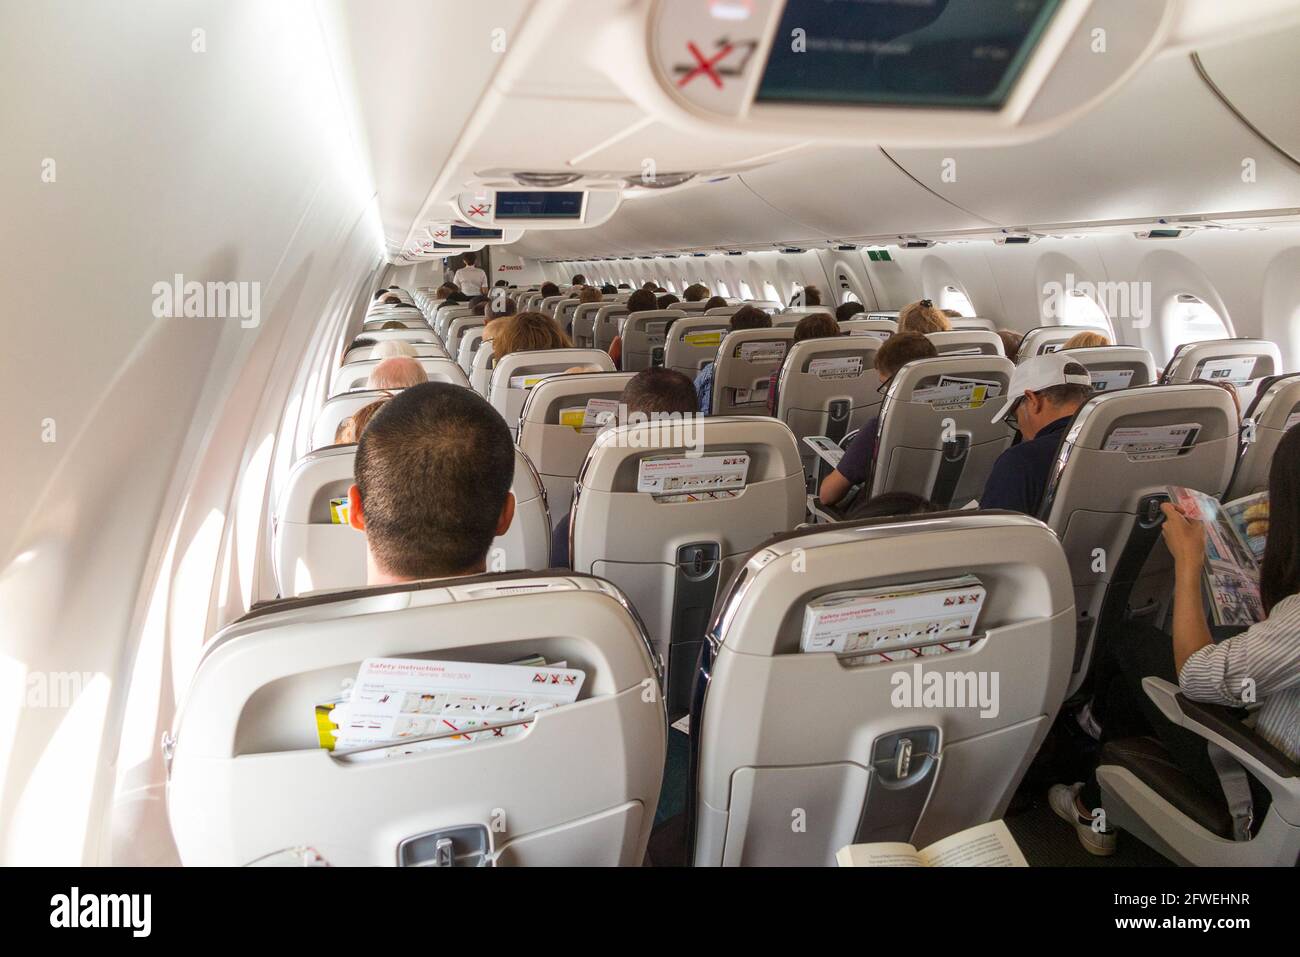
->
{"left": 1049, "top": 782, "right": 1117, "bottom": 857}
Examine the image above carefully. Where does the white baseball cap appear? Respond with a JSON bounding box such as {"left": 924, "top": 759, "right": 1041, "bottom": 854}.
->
{"left": 990, "top": 352, "right": 1094, "bottom": 424}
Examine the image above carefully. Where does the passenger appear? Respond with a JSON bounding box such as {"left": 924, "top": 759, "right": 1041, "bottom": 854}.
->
{"left": 703, "top": 295, "right": 728, "bottom": 311}
{"left": 611, "top": 288, "right": 658, "bottom": 370}
{"left": 380, "top": 294, "right": 402, "bottom": 305}
{"left": 487, "top": 297, "right": 516, "bottom": 321}
{"left": 436, "top": 283, "right": 458, "bottom": 299}
{"left": 941, "top": 308, "right": 963, "bottom": 319}
{"left": 491, "top": 311, "right": 572, "bottom": 361}
{"left": 494, "top": 279, "right": 509, "bottom": 288}
{"left": 657, "top": 293, "right": 680, "bottom": 309}
{"left": 693, "top": 305, "right": 772, "bottom": 415}
{"left": 333, "top": 397, "right": 391, "bottom": 445}
{"left": 470, "top": 299, "right": 488, "bottom": 317}
{"left": 1052, "top": 425, "right": 1300, "bottom": 855}
{"left": 1061, "top": 330, "right": 1111, "bottom": 350}
{"left": 371, "top": 339, "right": 417, "bottom": 359}
{"left": 836, "top": 302, "right": 866, "bottom": 323}
{"left": 452, "top": 252, "right": 488, "bottom": 297}
{"left": 443, "top": 291, "right": 470, "bottom": 305}
{"left": 342, "top": 336, "right": 376, "bottom": 364}
{"left": 818, "top": 333, "right": 939, "bottom": 508}
{"left": 571, "top": 273, "right": 586, "bottom": 286}
{"left": 366, "top": 356, "right": 428, "bottom": 391}
{"left": 641, "top": 281, "right": 658, "bottom": 291}
{"left": 897, "top": 298, "right": 951, "bottom": 334}
{"left": 380, "top": 320, "right": 407, "bottom": 330}
{"left": 579, "top": 286, "right": 603, "bottom": 304}
{"left": 682, "top": 283, "right": 710, "bottom": 303}
{"left": 540, "top": 281, "right": 560, "bottom": 298}
{"left": 996, "top": 327, "right": 1024, "bottom": 359}
{"left": 845, "top": 491, "right": 941, "bottom": 520}
{"left": 616, "top": 282, "right": 632, "bottom": 291}
{"left": 798, "top": 286, "right": 823, "bottom": 307}
{"left": 767, "top": 312, "right": 839, "bottom": 414}
{"left": 601, "top": 283, "right": 617, "bottom": 295}
{"left": 348, "top": 383, "right": 515, "bottom": 585}
{"left": 978, "top": 355, "right": 1093, "bottom": 513}
{"left": 550, "top": 367, "right": 698, "bottom": 568}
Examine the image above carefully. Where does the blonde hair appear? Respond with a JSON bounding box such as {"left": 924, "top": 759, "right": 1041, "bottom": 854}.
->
{"left": 492, "top": 311, "right": 573, "bottom": 360}
{"left": 578, "top": 286, "right": 603, "bottom": 304}
{"left": 898, "top": 299, "right": 951, "bottom": 335}
{"left": 1061, "top": 330, "right": 1110, "bottom": 350}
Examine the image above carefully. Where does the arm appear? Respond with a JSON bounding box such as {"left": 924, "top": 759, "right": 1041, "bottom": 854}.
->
{"left": 977, "top": 449, "right": 1034, "bottom": 514}
{"left": 819, "top": 469, "right": 852, "bottom": 507}
{"left": 820, "top": 425, "right": 874, "bottom": 506}
{"left": 1160, "top": 502, "right": 1213, "bottom": 674}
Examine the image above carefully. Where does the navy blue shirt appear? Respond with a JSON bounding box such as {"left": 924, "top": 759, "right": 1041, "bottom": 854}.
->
{"left": 833, "top": 415, "right": 879, "bottom": 487}
{"left": 978, "top": 416, "right": 1072, "bottom": 515}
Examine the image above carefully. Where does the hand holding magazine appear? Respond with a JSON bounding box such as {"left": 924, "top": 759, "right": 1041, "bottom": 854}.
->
{"left": 1165, "top": 487, "right": 1269, "bottom": 626}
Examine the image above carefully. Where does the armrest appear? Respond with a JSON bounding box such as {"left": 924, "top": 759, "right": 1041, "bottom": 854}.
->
{"left": 1142, "top": 677, "right": 1300, "bottom": 783}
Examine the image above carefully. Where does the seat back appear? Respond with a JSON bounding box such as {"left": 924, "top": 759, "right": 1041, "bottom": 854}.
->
{"left": 866, "top": 311, "right": 899, "bottom": 321}
{"left": 555, "top": 298, "right": 583, "bottom": 335}
{"left": 518, "top": 372, "right": 638, "bottom": 524}
{"left": 469, "top": 339, "right": 495, "bottom": 395}
{"left": 1055, "top": 345, "right": 1158, "bottom": 393}
{"left": 329, "top": 356, "right": 469, "bottom": 397}
{"left": 705, "top": 304, "right": 741, "bottom": 317}
{"left": 677, "top": 301, "right": 710, "bottom": 313}
{"left": 1016, "top": 325, "right": 1100, "bottom": 361}
{"left": 273, "top": 445, "right": 552, "bottom": 597}
{"left": 168, "top": 571, "right": 665, "bottom": 866}
{"left": 445, "top": 315, "right": 485, "bottom": 360}
{"left": 538, "top": 295, "right": 566, "bottom": 317}
{"left": 663, "top": 316, "right": 733, "bottom": 379}
{"left": 570, "top": 416, "right": 804, "bottom": 712}
{"left": 488, "top": 349, "right": 617, "bottom": 439}
{"left": 926, "top": 330, "right": 1004, "bottom": 357}
{"left": 711, "top": 327, "right": 797, "bottom": 416}
{"left": 1227, "top": 372, "right": 1300, "bottom": 500}
{"left": 593, "top": 304, "right": 630, "bottom": 352}
{"left": 691, "top": 511, "right": 1075, "bottom": 866}
{"left": 571, "top": 302, "right": 605, "bottom": 348}
{"left": 362, "top": 316, "right": 427, "bottom": 333}
{"left": 775, "top": 337, "right": 885, "bottom": 479}
{"left": 434, "top": 305, "right": 474, "bottom": 338}
{"left": 840, "top": 318, "right": 897, "bottom": 341}
{"left": 1160, "top": 337, "right": 1283, "bottom": 411}
{"left": 1038, "top": 384, "right": 1239, "bottom": 697}
{"left": 356, "top": 327, "right": 441, "bottom": 345}
{"left": 342, "top": 342, "right": 447, "bottom": 364}
{"left": 622, "top": 309, "right": 687, "bottom": 371}
{"left": 870, "top": 355, "right": 1017, "bottom": 507}
{"left": 948, "top": 316, "right": 997, "bottom": 331}
{"left": 312, "top": 389, "right": 394, "bottom": 450}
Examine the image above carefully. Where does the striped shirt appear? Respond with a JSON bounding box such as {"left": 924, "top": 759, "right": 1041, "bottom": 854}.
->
{"left": 1178, "top": 593, "right": 1300, "bottom": 763}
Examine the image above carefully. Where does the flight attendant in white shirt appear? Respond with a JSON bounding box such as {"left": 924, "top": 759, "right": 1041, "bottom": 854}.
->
{"left": 452, "top": 252, "right": 488, "bottom": 296}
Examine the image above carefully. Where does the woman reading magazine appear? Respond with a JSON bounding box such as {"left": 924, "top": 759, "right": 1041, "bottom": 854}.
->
{"left": 1048, "top": 426, "right": 1300, "bottom": 856}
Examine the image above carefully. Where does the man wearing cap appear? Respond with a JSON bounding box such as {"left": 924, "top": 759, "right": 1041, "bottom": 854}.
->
{"left": 979, "top": 353, "right": 1094, "bottom": 514}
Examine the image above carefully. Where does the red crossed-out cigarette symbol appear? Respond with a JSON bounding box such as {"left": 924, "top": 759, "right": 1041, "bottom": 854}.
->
{"left": 677, "top": 40, "right": 734, "bottom": 89}
{"left": 433, "top": 229, "right": 448, "bottom": 238}
{"left": 468, "top": 204, "right": 490, "bottom": 217}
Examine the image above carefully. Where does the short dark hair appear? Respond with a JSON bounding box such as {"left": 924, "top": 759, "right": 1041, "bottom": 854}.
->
{"left": 683, "top": 283, "right": 710, "bottom": 302}
{"left": 494, "top": 279, "right": 509, "bottom": 287}
{"left": 601, "top": 283, "right": 617, "bottom": 294}
{"left": 801, "top": 285, "right": 822, "bottom": 306}
{"left": 571, "top": 274, "right": 586, "bottom": 285}
{"left": 642, "top": 281, "right": 657, "bottom": 291}
{"left": 730, "top": 305, "right": 771, "bottom": 331}
{"left": 836, "top": 301, "right": 866, "bottom": 322}
{"left": 874, "top": 331, "right": 938, "bottom": 376}
{"left": 627, "top": 288, "right": 658, "bottom": 313}
{"left": 1038, "top": 362, "right": 1093, "bottom": 407}
{"left": 704, "top": 296, "right": 728, "bottom": 311}
{"left": 350, "top": 336, "right": 377, "bottom": 350}
{"left": 355, "top": 383, "right": 514, "bottom": 579}
{"left": 540, "top": 281, "right": 560, "bottom": 297}
{"left": 622, "top": 368, "right": 698, "bottom": 417}
{"left": 462, "top": 251, "right": 477, "bottom": 266}
{"left": 657, "top": 293, "right": 680, "bottom": 309}
{"left": 793, "top": 312, "right": 839, "bottom": 342}
{"left": 445, "top": 291, "right": 469, "bottom": 304}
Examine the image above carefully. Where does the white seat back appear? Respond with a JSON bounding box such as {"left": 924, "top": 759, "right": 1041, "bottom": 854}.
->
{"left": 1038, "top": 384, "right": 1239, "bottom": 697}
{"left": 839, "top": 318, "right": 897, "bottom": 341}
{"left": 445, "top": 315, "right": 485, "bottom": 360}
{"left": 555, "top": 298, "right": 583, "bottom": 335}
{"left": 871, "top": 355, "right": 1017, "bottom": 508}
{"left": 356, "top": 327, "right": 441, "bottom": 344}
{"left": 663, "top": 316, "right": 733, "bottom": 379}
{"left": 692, "top": 512, "right": 1074, "bottom": 865}
{"left": 488, "top": 349, "right": 616, "bottom": 439}
{"left": 592, "top": 304, "right": 630, "bottom": 352}
{"left": 312, "top": 389, "right": 393, "bottom": 451}
{"left": 273, "top": 446, "right": 551, "bottom": 597}
{"left": 1227, "top": 373, "right": 1300, "bottom": 500}
{"left": 1055, "top": 345, "right": 1158, "bottom": 393}
{"left": 570, "top": 416, "right": 804, "bottom": 711}
{"left": 926, "top": 330, "right": 1004, "bottom": 357}
{"left": 342, "top": 342, "right": 446, "bottom": 364}
{"left": 458, "top": 328, "right": 486, "bottom": 376}
{"left": 434, "top": 305, "right": 474, "bottom": 338}
{"left": 947, "top": 316, "right": 997, "bottom": 331}
{"left": 1016, "top": 325, "right": 1100, "bottom": 361}
{"left": 363, "top": 316, "right": 427, "bottom": 332}
{"left": 711, "top": 327, "right": 796, "bottom": 416}
{"left": 1160, "top": 338, "right": 1283, "bottom": 411}
{"left": 621, "top": 309, "right": 687, "bottom": 372}
{"left": 571, "top": 302, "right": 605, "bottom": 348}
{"left": 518, "top": 372, "right": 638, "bottom": 525}
{"left": 168, "top": 571, "right": 665, "bottom": 866}
{"left": 329, "top": 356, "right": 469, "bottom": 398}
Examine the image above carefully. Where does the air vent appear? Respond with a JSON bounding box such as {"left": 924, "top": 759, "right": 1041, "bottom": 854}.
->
{"left": 512, "top": 172, "right": 583, "bottom": 188}
{"left": 624, "top": 172, "right": 695, "bottom": 190}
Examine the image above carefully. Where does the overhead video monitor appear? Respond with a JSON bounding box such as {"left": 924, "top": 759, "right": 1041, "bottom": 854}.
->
{"left": 495, "top": 191, "right": 586, "bottom": 220}
{"left": 756, "top": 0, "right": 1063, "bottom": 110}
{"left": 449, "top": 224, "right": 504, "bottom": 240}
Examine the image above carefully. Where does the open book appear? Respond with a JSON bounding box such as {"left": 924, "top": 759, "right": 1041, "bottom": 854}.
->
{"left": 836, "top": 819, "right": 1027, "bottom": 867}
{"left": 1167, "top": 487, "right": 1269, "bottom": 626}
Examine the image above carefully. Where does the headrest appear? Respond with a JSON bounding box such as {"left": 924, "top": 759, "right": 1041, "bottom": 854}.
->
{"left": 329, "top": 356, "right": 469, "bottom": 398}
{"left": 1161, "top": 338, "right": 1283, "bottom": 385}
{"left": 927, "top": 330, "right": 1005, "bottom": 357}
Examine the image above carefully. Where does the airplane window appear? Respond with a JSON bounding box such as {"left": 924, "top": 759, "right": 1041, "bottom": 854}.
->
{"left": 666, "top": 280, "right": 677, "bottom": 293}
{"left": 789, "top": 282, "right": 805, "bottom": 306}
{"left": 838, "top": 273, "right": 860, "bottom": 304}
{"left": 716, "top": 281, "right": 730, "bottom": 297}
{"left": 763, "top": 281, "right": 780, "bottom": 302}
{"left": 938, "top": 284, "right": 975, "bottom": 316}
{"left": 1170, "top": 294, "right": 1231, "bottom": 344}
{"left": 1059, "top": 290, "right": 1112, "bottom": 335}
{"left": 739, "top": 280, "right": 754, "bottom": 299}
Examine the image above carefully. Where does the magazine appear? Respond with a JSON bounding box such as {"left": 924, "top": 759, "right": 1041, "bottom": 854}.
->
{"left": 1166, "top": 487, "right": 1269, "bottom": 626}
{"left": 837, "top": 820, "right": 1027, "bottom": 867}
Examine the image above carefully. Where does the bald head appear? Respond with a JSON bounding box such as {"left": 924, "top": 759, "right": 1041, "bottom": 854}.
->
{"left": 367, "top": 356, "right": 427, "bottom": 391}
{"left": 372, "top": 339, "right": 417, "bottom": 359}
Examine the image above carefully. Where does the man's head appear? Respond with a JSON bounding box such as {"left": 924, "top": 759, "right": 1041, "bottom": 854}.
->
{"left": 801, "top": 285, "right": 823, "bottom": 306}
{"left": 571, "top": 273, "right": 586, "bottom": 286}
{"left": 996, "top": 328, "right": 1023, "bottom": 360}
{"left": 462, "top": 251, "right": 477, "bottom": 267}
{"left": 371, "top": 339, "right": 417, "bottom": 360}
{"left": 627, "top": 288, "right": 658, "bottom": 313}
{"left": 349, "top": 383, "right": 515, "bottom": 583}
{"left": 540, "top": 281, "right": 560, "bottom": 298}
{"left": 642, "top": 281, "right": 657, "bottom": 291}
{"left": 704, "top": 295, "right": 728, "bottom": 311}
{"left": 487, "top": 297, "right": 516, "bottom": 320}
{"left": 990, "top": 354, "right": 1093, "bottom": 439}
{"left": 874, "top": 332, "right": 938, "bottom": 382}
{"left": 437, "top": 283, "right": 458, "bottom": 298}
{"left": 683, "top": 283, "right": 710, "bottom": 302}
{"left": 656, "top": 293, "right": 680, "bottom": 309}
{"left": 792, "top": 312, "right": 839, "bottom": 343}
{"left": 836, "top": 301, "right": 866, "bottom": 323}
{"left": 729, "top": 305, "right": 772, "bottom": 331}
{"left": 579, "top": 285, "right": 603, "bottom": 304}
{"left": 367, "top": 356, "right": 428, "bottom": 391}
{"left": 622, "top": 368, "right": 698, "bottom": 418}
{"left": 380, "top": 320, "right": 406, "bottom": 330}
